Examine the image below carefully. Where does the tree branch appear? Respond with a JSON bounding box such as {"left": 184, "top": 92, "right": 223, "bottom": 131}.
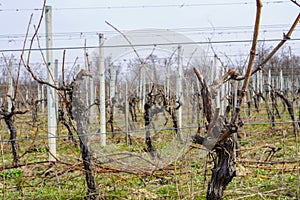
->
{"left": 218, "top": 0, "right": 263, "bottom": 145}
{"left": 105, "top": 21, "right": 144, "bottom": 64}
{"left": 235, "top": 12, "right": 300, "bottom": 80}
{"left": 290, "top": 0, "right": 300, "bottom": 7}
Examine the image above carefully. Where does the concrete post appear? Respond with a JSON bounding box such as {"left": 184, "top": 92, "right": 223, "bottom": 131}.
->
{"left": 41, "top": 84, "right": 45, "bottom": 113}
{"left": 45, "top": 5, "right": 57, "bottom": 162}
{"left": 7, "top": 61, "right": 13, "bottom": 112}
{"left": 110, "top": 65, "right": 117, "bottom": 101}
{"left": 99, "top": 33, "right": 106, "bottom": 146}
{"left": 280, "top": 69, "right": 283, "bottom": 91}
{"left": 176, "top": 45, "right": 183, "bottom": 136}
{"left": 89, "top": 62, "right": 96, "bottom": 124}
{"left": 54, "top": 59, "right": 59, "bottom": 118}
{"left": 214, "top": 55, "right": 220, "bottom": 109}
{"left": 125, "top": 82, "right": 130, "bottom": 145}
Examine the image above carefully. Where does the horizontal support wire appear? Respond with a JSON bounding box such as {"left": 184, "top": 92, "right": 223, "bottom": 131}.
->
{"left": 1, "top": 38, "right": 300, "bottom": 52}
{"left": 0, "top": 120, "right": 299, "bottom": 143}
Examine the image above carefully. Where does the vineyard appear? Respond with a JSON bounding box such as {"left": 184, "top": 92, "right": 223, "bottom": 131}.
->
{"left": 0, "top": 0, "right": 300, "bottom": 199}
{"left": 0, "top": 97, "right": 299, "bottom": 199}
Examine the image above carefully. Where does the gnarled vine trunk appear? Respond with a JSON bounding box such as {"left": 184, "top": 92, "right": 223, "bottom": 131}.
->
{"left": 4, "top": 115, "right": 19, "bottom": 166}
{"left": 206, "top": 138, "right": 236, "bottom": 199}
{"left": 0, "top": 106, "right": 27, "bottom": 167}
{"left": 72, "top": 70, "right": 99, "bottom": 199}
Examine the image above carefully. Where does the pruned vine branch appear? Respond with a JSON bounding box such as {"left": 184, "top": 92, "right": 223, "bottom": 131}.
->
{"left": 290, "top": 0, "right": 300, "bottom": 7}
{"left": 235, "top": 12, "right": 300, "bottom": 81}
{"left": 105, "top": 21, "right": 144, "bottom": 64}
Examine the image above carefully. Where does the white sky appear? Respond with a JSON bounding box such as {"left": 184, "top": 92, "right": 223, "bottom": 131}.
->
{"left": 0, "top": 0, "right": 299, "bottom": 66}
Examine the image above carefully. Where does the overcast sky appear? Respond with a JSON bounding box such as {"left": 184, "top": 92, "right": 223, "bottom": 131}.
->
{"left": 0, "top": 0, "right": 299, "bottom": 66}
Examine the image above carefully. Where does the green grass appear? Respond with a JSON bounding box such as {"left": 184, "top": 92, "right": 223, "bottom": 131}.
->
{"left": 0, "top": 105, "right": 299, "bottom": 200}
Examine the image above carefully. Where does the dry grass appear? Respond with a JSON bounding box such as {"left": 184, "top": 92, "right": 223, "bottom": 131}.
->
{"left": 0, "top": 107, "right": 299, "bottom": 199}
